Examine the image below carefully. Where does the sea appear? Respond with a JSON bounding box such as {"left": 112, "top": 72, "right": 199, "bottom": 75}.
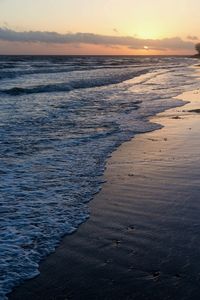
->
{"left": 0, "top": 55, "right": 199, "bottom": 299}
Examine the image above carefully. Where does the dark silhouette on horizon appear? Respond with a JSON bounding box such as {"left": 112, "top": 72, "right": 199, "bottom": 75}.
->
{"left": 194, "top": 43, "right": 200, "bottom": 57}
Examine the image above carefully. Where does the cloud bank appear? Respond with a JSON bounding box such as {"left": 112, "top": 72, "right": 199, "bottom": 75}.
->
{"left": 0, "top": 28, "right": 195, "bottom": 51}
{"left": 187, "top": 35, "right": 198, "bottom": 41}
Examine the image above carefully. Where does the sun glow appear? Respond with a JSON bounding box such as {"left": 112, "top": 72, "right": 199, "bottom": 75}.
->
{"left": 134, "top": 25, "right": 165, "bottom": 40}
{"left": 0, "top": 0, "right": 198, "bottom": 55}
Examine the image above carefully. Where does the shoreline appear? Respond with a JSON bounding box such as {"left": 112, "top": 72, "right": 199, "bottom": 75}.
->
{"left": 9, "top": 89, "right": 200, "bottom": 300}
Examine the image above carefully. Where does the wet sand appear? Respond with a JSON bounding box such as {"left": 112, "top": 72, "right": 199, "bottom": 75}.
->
{"left": 9, "top": 90, "right": 200, "bottom": 300}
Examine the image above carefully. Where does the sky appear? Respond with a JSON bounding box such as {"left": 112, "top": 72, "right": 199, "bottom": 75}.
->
{"left": 0, "top": 0, "right": 199, "bottom": 55}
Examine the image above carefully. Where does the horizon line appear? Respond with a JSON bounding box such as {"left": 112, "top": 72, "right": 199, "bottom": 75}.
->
{"left": 0, "top": 53, "right": 195, "bottom": 57}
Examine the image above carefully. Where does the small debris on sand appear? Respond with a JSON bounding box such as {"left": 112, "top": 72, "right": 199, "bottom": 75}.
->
{"left": 112, "top": 239, "right": 121, "bottom": 247}
{"left": 152, "top": 271, "right": 161, "bottom": 280}
{"left": 128, "top": 173, "right": 135, "bottom": 177}
{"left": 152, "top": 271, "right": 160, "bottom": 277}
{"left": 127, "top": 225, "right": 135, "bottom": 231}
{"left": 172, "top": 115, "right": 182, "bottom": 119}
{"left": 148, "top": 138, "right": 158, "bottom": 142}
{"left": 188, "top": 109, "right": 200, "bottom": 113}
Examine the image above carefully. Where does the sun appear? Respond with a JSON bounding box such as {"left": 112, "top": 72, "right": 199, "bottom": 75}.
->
{"left": 144, "top": 46, "right": 149, "bottom": 50}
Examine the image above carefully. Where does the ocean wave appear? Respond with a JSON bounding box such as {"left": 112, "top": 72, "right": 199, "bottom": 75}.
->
{"left": 0, "top": 55, "right": 191, "bottom": 82}
{"left": 1, "top": 69, "right": 149, "bottom": 95}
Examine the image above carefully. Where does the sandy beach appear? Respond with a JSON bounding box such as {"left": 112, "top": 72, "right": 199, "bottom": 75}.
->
{"left": 9, "top": 89, "right": 200, "bottom": 300}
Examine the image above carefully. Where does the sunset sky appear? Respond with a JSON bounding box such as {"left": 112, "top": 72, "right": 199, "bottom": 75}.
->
{"left": 0, "top": 0, "right": 199, "bottom": 55}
